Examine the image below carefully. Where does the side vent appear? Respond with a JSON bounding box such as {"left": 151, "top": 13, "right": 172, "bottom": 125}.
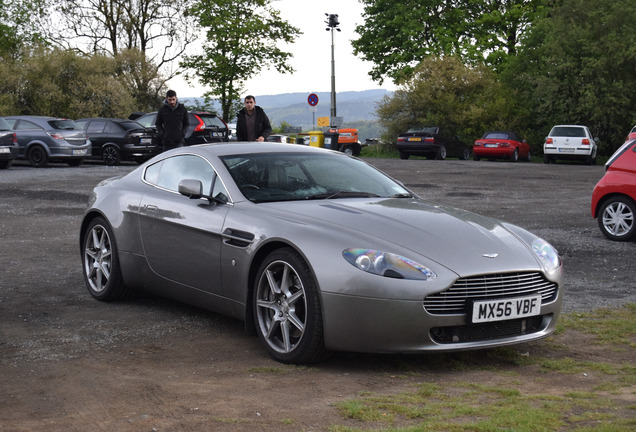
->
{"left": 222, "top": 228, "right": 255, "bottom": 248}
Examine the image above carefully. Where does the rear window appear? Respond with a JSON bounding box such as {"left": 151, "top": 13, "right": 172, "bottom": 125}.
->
{"left": 483, "top": 132, "right": 510, "bottom": 140}
{"left": 119, "top": 121, "right": 144, "bottom": 131}
{"left": 0, "top": 117, "right": 11, "bottom": 131}
{"left": 48, "top": 119, "right": 77, "bottom": 130}
{"left": 407, "top": 127, "right": 438, "bottom": 134}
{"left": 195, "top": 113, "right": 226, "bottom": 128}
{"left": 550, "top": 126, "right": 585, "bottom": 137}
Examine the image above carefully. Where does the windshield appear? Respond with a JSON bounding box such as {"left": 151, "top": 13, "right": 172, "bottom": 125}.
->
{"left": 550, "top": 126, "right": 585, "bottom": 137}
{"left": 483, "top": 132, "right": 510, "bottom": 140}
{"left": 0, "top": 118, "right": 11, "bottom": 131}
{"left": 407, "top": 126, "right": 437, "bottom": 134}
{"left": 221, "top": 152, "right": 410, "bottom": 203}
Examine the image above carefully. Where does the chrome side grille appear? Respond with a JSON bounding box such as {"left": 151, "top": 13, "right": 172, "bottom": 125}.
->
{"left": 423, "top": 272, "right": 558, "bottom": 315}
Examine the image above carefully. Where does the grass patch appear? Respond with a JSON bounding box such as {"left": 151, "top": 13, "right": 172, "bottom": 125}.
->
{"left": 328, "top": 304, "right": 635, "bottom": 432}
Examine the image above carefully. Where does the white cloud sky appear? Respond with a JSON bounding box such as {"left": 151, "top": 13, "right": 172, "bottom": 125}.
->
{"left": 168, "top": 0, "right": 397, "bottom": 98}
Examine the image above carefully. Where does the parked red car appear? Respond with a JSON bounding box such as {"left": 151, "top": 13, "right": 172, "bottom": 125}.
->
{"left": 473, "top": 131, "right": 531, "bottom": 162}
{"left": 591, "top": 139, "right": 636, "bottom": 241}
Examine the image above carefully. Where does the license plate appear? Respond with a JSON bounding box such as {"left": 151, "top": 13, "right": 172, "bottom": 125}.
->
{"left": 141, "top": 138, "right": 152, "bottom": 144}
{"left": 0, "top": 148, "right": 9, "bottom": 154}
{"left": 485, "top": 144, "right": 498, "bottom": 148}
{"left": 471, "top": 294, "right": 541, "bottom": 323}
{"left": 72, "top": 149, "right": 87, "bottom": 156}
{"left": 558, "top": 148, "right": 574, "bottom": 152}
{"left": 408, "top": 137, "right": 422, "bottom": 141}
{"left": 213, "top": 132, "right": 224, "bottom": 137}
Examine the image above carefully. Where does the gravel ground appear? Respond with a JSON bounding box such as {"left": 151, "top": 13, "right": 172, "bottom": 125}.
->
{"left": 0, "top": 156, "right": 634, "bottom": 431}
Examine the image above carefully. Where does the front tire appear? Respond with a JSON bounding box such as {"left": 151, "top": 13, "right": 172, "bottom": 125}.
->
{"left": 511, "top": 148, "right": 519, "bottom": 162}
{"left": 598, "top": 196, "right": 636, "bottom": 241}
{"left": 82, "top": 217, "right": 129, "bottom": 301}
{"left": 253, "top": 248, "right": 328, "bottom": 364}
{"left": 459, "top": 147, "right": 470, "bottom": 160}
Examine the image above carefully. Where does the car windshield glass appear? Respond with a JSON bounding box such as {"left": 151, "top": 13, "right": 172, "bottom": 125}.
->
{"left": 221, "top": 152, "right": 410, "bottom": 203}
{"left": 0, "top": 118, "right": 11, "bottom": 130}
{"left": 48, "top": 119, "right": 77, "bottom": 130}
{"left": 551, "top": 127, "right": 585, "bottom": 137}
{"left": 484, "top": 132, "right": 509, "bottom": 140}
{"left": 407, "top": 127, "right": 437, "bottom": 134}
{"left": 135, "top": 114, "right": 156, "bottom": 127}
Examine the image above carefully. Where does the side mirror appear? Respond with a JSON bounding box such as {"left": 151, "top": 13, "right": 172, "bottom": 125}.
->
{"left": 178, "top": 179, "right": 203, "bottom": 199}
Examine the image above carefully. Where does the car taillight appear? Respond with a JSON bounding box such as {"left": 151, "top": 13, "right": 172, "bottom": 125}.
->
{"left": 424, "top": 137, "right": 434, "bottom": 143}
{"left": 11, "top": 133, "right": 17, "bottom": 144}
{"left": 397, "top": 137, "right": 406, "bottom": 142}
{"left": 581, "top": 138, "right": 590, "bottom": 145}
{"left": 545, "top": 138, "right": 553, "bottom": 144}
{"left": 46, "top": 132, "right": 65, "bottom": 140}
{"left": 501, "top": 142, "right": 510, "bottom": 147}
{"left": 474, "top": 141, "right": 482, "bottom": 146}
{"left": 193, "top": 115, "right": 205, "bottom": 132}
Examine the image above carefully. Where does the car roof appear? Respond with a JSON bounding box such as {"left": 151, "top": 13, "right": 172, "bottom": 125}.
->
{"left": 163, "top": 142, "right": 340, "bottom": 158}
{"left": 76, "top": 118, "right": 130, "bottom": 122}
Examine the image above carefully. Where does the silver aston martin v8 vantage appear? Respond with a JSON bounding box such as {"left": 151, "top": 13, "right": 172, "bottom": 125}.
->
{"left": 80, "top": 142, "right": 563, "bottom": 364}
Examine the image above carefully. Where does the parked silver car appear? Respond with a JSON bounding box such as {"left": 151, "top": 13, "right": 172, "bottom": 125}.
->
{"left": 80, "top": 143, "right": 563, "bottom": 363}
{"left": 5, "top": 116, "right": 91, "bottom": 167}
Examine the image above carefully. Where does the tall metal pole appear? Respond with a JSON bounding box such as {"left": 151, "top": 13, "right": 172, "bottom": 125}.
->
{"left": 325, "top": 14, "right": 340, "bottom": 128}
{"left": 330, "top": 27, "right": 337, "bottom": 123}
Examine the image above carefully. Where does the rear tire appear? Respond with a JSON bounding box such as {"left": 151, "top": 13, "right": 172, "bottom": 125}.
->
{"left": 28, "top": 145, "right": 48, "bottom": 168}
{"left": 0, "top": 160, "right": 13, "bottom": 169}
{"left": 102, "top": 146, "right": 121, "bottom": 166}
{"left": 82, "top": 217, "right": 129, "bottom": 301}
{"left": 398, "top": 151, "right": 409, "bottom": 160}
{"left": 435, "top": 145, "right": 447, "bottom": 160}
{"left": 459, "top": 147, "right": 470, "bottom": 160}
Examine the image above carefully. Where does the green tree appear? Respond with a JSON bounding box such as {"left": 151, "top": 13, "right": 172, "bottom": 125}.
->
{"left": 506, "top": 0, "right": 636, "bottom": 153}
{"left": 352, "top": 0, "right": 543, "bottom": 84}
{"left": 0, "top": 0, "right": 47, "bottom": 57}
{"left": 376, "top": 56, "right": 516, "bottom": 148}
{"left": 180, "top": 0, "right": 301, "bottom": 122}
{"left": 0, "top": 47, "right": 136, "bottom": 118}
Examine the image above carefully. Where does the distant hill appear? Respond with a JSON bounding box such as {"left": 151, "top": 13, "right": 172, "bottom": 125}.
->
{"left": 183, "top": 89, "right": 391, "bottom": 136}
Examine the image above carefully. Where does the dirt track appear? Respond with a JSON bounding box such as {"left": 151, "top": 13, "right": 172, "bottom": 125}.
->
{"left": 1, "top": 157, "right": 634, "bottom": 431}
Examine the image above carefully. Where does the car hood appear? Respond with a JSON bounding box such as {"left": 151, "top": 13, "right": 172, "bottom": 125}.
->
{"left": 260, "top": 198, "right": 541, "bottom": 276}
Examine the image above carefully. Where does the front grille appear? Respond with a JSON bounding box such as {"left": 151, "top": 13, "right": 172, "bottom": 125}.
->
{"left": 430, "top": 315, "right": 547, "bottom": 344}
{"left": 423, "top": 272, "right": 558, "bottom": 315}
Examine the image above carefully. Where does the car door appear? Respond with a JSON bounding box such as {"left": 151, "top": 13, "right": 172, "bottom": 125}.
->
{"left": 138, "top": 154, "right": 230, "bottom": 295}
{"left": 10, "top": 119, "right": 45, "bottom": 158}
{"left": 86, "top": 120, "right": 108, "bottom": 154}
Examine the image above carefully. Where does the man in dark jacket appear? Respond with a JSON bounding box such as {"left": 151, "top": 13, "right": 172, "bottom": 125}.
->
{"left": 156, "top": 90, "right": 189, "bottom": 151}
{"left": 236, "top": 95, "right": 272, "bottom": 142}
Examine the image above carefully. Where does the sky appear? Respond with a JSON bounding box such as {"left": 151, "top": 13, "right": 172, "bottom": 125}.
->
{"left": 168, "top": 0, "right": 397, "bottom": 98}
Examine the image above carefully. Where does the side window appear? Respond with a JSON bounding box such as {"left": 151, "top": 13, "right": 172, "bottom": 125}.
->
{"left": 144, "top": 155, "right": 220, "bottom": 196}
{"left": 15, "top": 120, "right": 42, "bottom": 131}
{"left": 87, "top": 121, "right": 107, "bottom": 133}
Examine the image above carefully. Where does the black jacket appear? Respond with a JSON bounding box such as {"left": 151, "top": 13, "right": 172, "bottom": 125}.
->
{"left": 156, "top": 100, "right": 189, "bottom": 145}
{"left": 236, "top": 106, "right": 272, "bottom": 141}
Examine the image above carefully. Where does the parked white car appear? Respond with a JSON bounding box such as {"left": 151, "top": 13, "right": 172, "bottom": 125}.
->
{"left": 543, "top": 125, "right": 598, "bottom": 165}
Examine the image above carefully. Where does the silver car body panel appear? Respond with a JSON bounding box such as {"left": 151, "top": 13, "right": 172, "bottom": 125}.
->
{"left": 82, "top": 143, "right": 564, "bottom": 353}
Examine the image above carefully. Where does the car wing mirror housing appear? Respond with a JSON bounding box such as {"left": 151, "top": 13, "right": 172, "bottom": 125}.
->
{"left": 179, "top": 179, "right": 203, "bottom": 199}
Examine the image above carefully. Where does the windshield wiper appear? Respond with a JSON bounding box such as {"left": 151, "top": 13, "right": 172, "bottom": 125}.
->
{"left": 305, "top": 190, "right": 382, "bottom": 200}
{"left": 390, "top": 193, "right": 413, "bottom": 198}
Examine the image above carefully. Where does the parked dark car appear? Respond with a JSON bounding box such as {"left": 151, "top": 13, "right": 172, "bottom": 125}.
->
{"left": 4, "top": 116, "right": 91, "bottom": 167}
{"left": 473, "top": 131, "right": 531, "bottom": 162}
{"left": 75, "top": 118, "right": 160, "bottom": 166}
{"left": 0, "top": 117, "right": 19, "bottom": 169}
{"left": 134, "top": 111, "right": 229, "bottom": 147}
{"left": 396, "top": 126, "right": 470, "bottom": 160}
{"left": 591, "top": 139, "right": 636, "bottom": 241}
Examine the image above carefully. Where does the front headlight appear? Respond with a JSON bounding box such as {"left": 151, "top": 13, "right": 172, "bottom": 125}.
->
{"left": 342, "top": 248, "right": 437, "bottom": 280}
{"left": 532, "top": 238, "right": 561, "bottom": 272}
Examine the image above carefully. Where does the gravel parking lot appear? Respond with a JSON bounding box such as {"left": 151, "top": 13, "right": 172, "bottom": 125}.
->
{"left": 1, "top": 157, "right": 634, "bottom": 431}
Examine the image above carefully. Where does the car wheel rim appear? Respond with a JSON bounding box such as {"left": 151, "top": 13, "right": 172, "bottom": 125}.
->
{"left": 255, "top": 259, "right": 307, "bottom": 354}
{"left": 84, "top": 224, "right": 113, "bottom": 293}
{"left": 103, "top": 148, "right": 118, "bottom": 165}
{"left": 602, "top": 202, "right": 634, "bottom": 237}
